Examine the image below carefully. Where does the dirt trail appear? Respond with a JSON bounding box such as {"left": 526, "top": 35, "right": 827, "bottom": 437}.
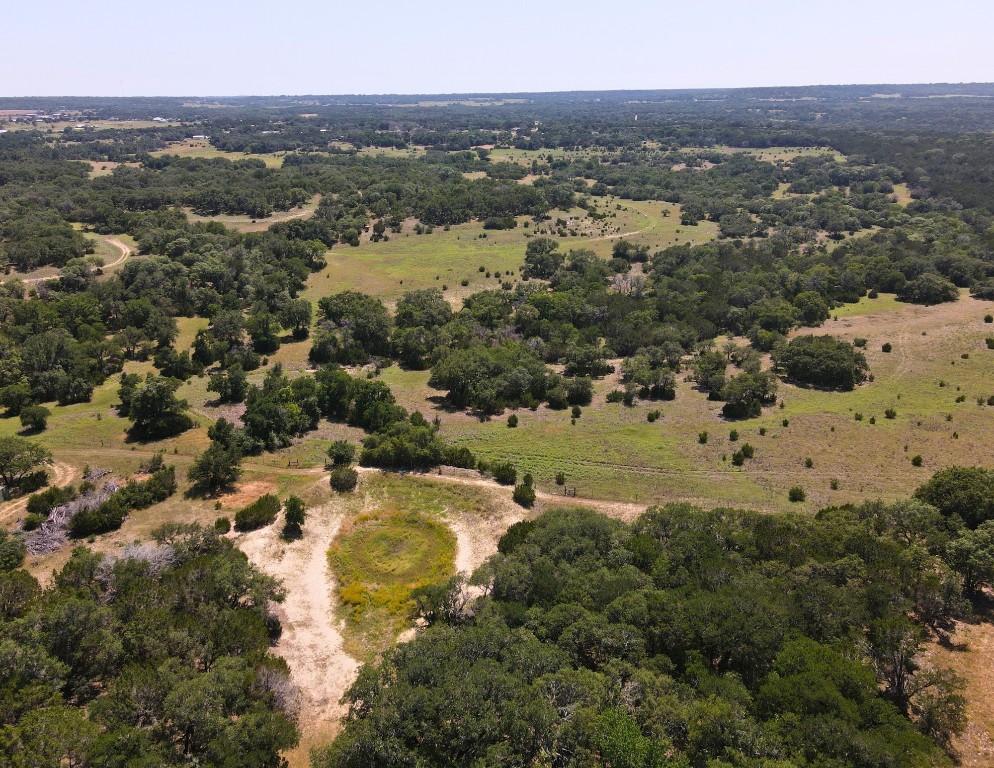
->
{"left": 0, "top": 461, "right": 77, "bottom": 526}
{"left": 587, "top": 206, "right": 653, "bottom": 242}
{"left": 20, "top": 236, "right": 132, "bottom": 285}
{"left": 236, "top": 495, "right": 359, "bottom": 746}
{"left": 102, "top": 237, "right": 133, "bottom": 269}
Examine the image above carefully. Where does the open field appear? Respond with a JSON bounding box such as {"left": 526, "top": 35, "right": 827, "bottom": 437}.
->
{"left": 302, "top": 198, "right": 717, "bottom": 306}
{"left": 377, "top": 291, "right": 994, "bottom": 512}
{"left": 0, "top": 119, "right": 172, "bottom": 132}
{"left": 151, "top": 138, "right": 286, "bottom": 168}
{"left": 185, "top": 193, "right": 322, "bottom": 232}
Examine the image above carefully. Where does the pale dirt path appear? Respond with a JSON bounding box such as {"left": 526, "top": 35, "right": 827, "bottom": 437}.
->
{"left": 587, "top": 206, "right": 653, "bottom": 242}
{"left": 236, "top": 492, "right": 359, "bottom": 764}
{"left": 0, "top": 461, "right": 77, "bottom": 527}
{"left": 357, "top": 465, "right": 648, "bottom": 525}
{"left": 20, "top": 236, "right": 132, "bottom": 284}
{"left": 101, "top": 236, "right": 133, "bottom": 269}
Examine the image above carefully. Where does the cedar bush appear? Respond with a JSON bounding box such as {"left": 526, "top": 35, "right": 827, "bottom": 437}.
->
{"left": 234, "top": 494, "right": 281, "bottom": 531}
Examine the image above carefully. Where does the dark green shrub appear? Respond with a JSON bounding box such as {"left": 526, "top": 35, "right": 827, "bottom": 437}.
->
{"left": 327, "top": 440, "right": 357, "bottom": 466}
{"left": 555, "top": 472, "right": 566, "bottom": 486}
{"left": 282, "top": 496, "right": 306, "bottom": 539}
{"left": 985, "top": 314, "right": 993, "bottom": 323}
{"left": 788, "top": 486, "right": 806, "bottom": 503}
{"left": 512, "top": 483, "right": 536, "bottom": 508}
{"left": 570, "top": 405, "right": 582, "bottom": 419}
{"left": 214, "top": 517, "right": 231, "bottom": 534}
{"left": 731, "top": 450, "right": 745, "bottom": 467}
{"left": 853, "top": 338, "right": 867, "bottom": 348}
{"left": 507, "top": 414, "right": 518, "bottom": 428}
{"left": 729, "top": 430, "right": 739, "bottom": 441}
{"left": 885, "top": 408, "right": 897, "bottom": 419}
{"left": 804, "top": 457, "right": 814, "bottom": 468}
{"left": 882, "top": 343, "right": 892, "bottom": 353}
{"left": 234, "top": 494, "right": 281, "bottom": 531}
{"left": 19, "top": 405, "right": 50, "bottom": 433}
{"left": 492, "top": 462, "right": 517, "bottom": 486}
{"left": 911, "top": 455, "right": 923, "bottom": 467}
{"left": 330, "top": 467, "right": 359, "bottom": 493}
{"left": 741, "top": 443, "right": 755, "bottom": 459}
{"left": 26, "top": 485, "right": 76, "bottom": 517}
{"left": 698, "top": 431, "right": 708, "bottom": 444}
{"left": 0, "top": 530, "right": 26, "bottom": 571}
{"left": 606, "top": 389, "right": 625, "bottom": 403}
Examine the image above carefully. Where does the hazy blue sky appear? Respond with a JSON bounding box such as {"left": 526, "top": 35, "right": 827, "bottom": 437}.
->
{"left": 4, "top": 0, "right": 993, "bottom": 96}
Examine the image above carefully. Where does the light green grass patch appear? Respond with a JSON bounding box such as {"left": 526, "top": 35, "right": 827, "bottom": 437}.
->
{"left": 151, "top": 140, "right": 285, "bottom": 168}
{"left": 830, "top": 293, "right": 905, "bottom": 318}
{"left": 329, "top": 508, "right": 455, "bottom": 662}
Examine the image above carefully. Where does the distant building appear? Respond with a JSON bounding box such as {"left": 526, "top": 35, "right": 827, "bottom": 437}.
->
{"left": 192, "top": 135, "right": 208, "bottom": 140}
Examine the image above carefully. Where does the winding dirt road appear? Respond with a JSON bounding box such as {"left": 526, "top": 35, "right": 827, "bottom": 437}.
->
{"left": 236, "top": 492, "right": 358, "bottom": 762}
{"left": 21, "top": 236, "right": 133, "bottom": 285}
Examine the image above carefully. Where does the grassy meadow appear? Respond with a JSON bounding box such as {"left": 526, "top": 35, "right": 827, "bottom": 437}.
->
{"left": 303, "top": 198, "right": 717, "bottom": 306}
{"left": 373, "top": 291, "right": 994, "bottom": 513}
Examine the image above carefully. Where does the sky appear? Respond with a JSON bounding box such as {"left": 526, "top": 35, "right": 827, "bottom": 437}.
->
{"left": 3, "top": 0, "right": 993, "bottom": 96}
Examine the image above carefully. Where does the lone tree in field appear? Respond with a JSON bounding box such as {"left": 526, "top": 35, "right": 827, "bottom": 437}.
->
{"left": 188, "top": 443, "right": 242, "bottom": 496}
{"left": 771, "top": 335, "right": 868, "bottom": 390}
{"left": 0, "top": 436, "right": 52, "bottom": 489}
{"left": 118, "top": 374, "right": 194, "bottom": 440}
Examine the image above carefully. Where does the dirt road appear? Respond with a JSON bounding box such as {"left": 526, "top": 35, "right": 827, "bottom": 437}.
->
{"left": 236, "top": 491, "right": 359, "bottom": 763}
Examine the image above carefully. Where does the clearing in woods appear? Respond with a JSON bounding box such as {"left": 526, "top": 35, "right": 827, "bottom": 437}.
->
{"left": 150, "top": 138, "right": 287, "bottom": 168}
{"left": 302, "top": 198, "right": 717, "bottom": 305}
{"left": 378, "top": 291, "right": 994, "bottom": 511}
{"left": 184, "top": 193, "right": 322, "bottom": 233}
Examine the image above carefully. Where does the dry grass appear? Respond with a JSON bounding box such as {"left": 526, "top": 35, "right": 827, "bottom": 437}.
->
{"left": 184, "top": 194, "right": 321, "bottom": 233}
{"left": 150, "top": 139, "right": 285, "bottom": 168}
{"left": 377, "top": 291, "right": 994, "bottom": 512}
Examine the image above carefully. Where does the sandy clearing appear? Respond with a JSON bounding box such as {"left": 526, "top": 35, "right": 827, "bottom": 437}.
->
{"left": 236, "top": 491, "right": 359, "bottom": 760}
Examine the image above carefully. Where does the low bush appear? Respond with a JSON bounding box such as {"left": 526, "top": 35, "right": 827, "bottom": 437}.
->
{"left": 788, "top": 486, "right": 806, "bottom": 503}
{"left": 330, "top": 467, "right": 359, "bottom": 493}
{"left": 26, "top": 485, "right": 76, "bottom": 517}
{"left": 70, "top": 467, "right": 177, "bottom": 537}
{"left": 327, "top": 440, "right": 357, "bottom": 466}
{"left": 512, "top": 483, "right": 536, "bottom": 508}
{"left": 0, "top": 530, "right": 26, "bottom": 571}
{"left": 492, "top": 462, "right": 517, "bottom": 486}
{"left": 234, "top": 494, "right": 281, "bottom": 531}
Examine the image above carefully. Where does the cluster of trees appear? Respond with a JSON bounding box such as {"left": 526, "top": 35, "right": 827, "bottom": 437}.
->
{"left": 68, "top": 463, "right": 177, "bottom": 536}
{"left": 0, "top": 526, "right": 298, "bottom": 765}
{"left": 320, "top": 498, "right": 978, "bottom": 767}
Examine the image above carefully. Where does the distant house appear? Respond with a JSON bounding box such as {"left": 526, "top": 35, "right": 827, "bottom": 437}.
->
{"left": 152, "top": 117, "right": 169, "bottom": 123}
{"left": 192, "top": 135, "right": 208, "bottom": 140}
